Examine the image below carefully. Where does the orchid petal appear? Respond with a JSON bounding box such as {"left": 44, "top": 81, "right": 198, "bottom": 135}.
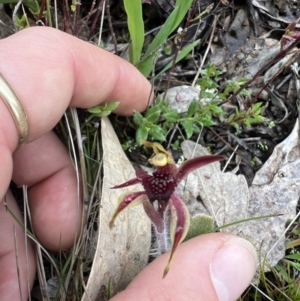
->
{"left": 141, "top": 141, "right": 175, "bottom": 165}
{"left": 142, "top": 201, "right": 164, "bottom": 233}
{"left": 109, "top": 191, "right": 147, "bottom": 228}
{"left": 111, "top": 177, "right": 142, "bottom": 189}
{"left": 163, "top": 193, "right": 190, "bottom": 278}
{"left": 176, "top": 155, "right": 224, "bottom": 183}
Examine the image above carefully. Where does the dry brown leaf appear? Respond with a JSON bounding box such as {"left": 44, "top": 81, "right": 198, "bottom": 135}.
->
{"left": 82, "top": 117, "right": 151, "bottom": 301}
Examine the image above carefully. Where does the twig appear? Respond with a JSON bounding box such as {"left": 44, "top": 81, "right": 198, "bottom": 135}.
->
{"left": 192, "top": 16, "right": 217, "bottom": 86}
{"left": 12, "top": 0, "right": 22, "bottom": 31}
{"left": 73, "top": 0, "right": 82, "bottom": 36}
{"left": 221, "top": 34, "right": 300, "bottom": 107}
{"left": 23, "top": 186, "right": 32, "bottom": 301}
{"left": 106, "top": 0, "right": 118, "bottom": 54}
{"left": 88, "top": 0, "right": 105, "bottom": 41}
{"left": 76, "top": 1, "right": 96, "bottom": 37}
{"left": 37, "top": 0, "right": 46, "bottom": 22}
{"left": 13, "top": 223, "right": 23, "bottom": 301}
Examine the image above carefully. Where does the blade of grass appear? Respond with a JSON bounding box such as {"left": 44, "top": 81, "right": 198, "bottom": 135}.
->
{"left": 213, "top": 213, "right": 284, "bottom": 232}
{"left": 152, "top": 39, "right": 200, "bottom": 80}
{"left": 123, "top": 0, "right": 144, "bottom": 64}
{"left": 138, "top": 0, "right": 193, "bottom": 76}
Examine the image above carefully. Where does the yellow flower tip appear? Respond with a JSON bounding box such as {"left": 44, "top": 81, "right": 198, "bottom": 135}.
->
{"left": 149, "top": 153, "right": 168, "bottom": 166}
{"left": 142, "top": 140, "right": 167, "bottom": 154}
{"left": 142, "top": 141, "right": 175, "bottom": 165}
{"left": 141, "top": 140, "right": 153, "bottom": 149}
{"left": 109, "top": 217, "right": 116, "bottom": 229}
{"left": 163, "top": 262, "right": 170, "bottom": 278}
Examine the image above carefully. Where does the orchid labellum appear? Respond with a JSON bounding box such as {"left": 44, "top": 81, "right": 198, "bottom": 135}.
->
{"left": 109, "top": 141, "right": 224, "bottom": 277}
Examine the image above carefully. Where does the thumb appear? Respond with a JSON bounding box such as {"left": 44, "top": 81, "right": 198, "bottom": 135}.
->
{"left": 112, "top": 233, "right": 257, "bottom": 301}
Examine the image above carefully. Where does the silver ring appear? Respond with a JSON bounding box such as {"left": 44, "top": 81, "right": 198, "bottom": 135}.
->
{"left": 0, "top": 73, "right": 28, "bottom": 146}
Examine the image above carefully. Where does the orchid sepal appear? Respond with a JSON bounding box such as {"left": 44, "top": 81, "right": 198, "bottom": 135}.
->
{"left": 142, "top": 201, "right": 164, "bottom": 233}
{"left": 111, "top": 177, "right": 142, "bottom": 189}
{"left": 109, "top": 191, "right": 147, "bottom": 229}
{"left": 163, "top": 192, "right": 190, "bottom": 278}
{"left": 176, "top": 155, "right": 224, "bottom": 183}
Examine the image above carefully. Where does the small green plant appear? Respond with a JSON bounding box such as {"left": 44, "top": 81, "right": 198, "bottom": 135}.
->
{"left": 122, "top": 138, "right": 138, "bottom": 152}
{"left": 131, "top": 64, "right": 265, "bottom": 145}
{"left": 133, "top": 105, "right": 166, "bottom": 143}
{"left": 225, "top": 102, "right": 265, "bottom": 133}
{"left": 87, "top": 102, "right": 119, "bottom": 119}
{"left": 268, "top": 120, "right": 275, "bottom": 128}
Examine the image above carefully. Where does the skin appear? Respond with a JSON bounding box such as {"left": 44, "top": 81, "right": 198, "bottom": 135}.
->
{"left": 0, "top": 27, "right": 257, "bottom": 301}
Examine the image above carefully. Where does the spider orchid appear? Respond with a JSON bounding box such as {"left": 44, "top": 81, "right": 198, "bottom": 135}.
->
{"left": 109, "top": 141, "right": 224, "bottom": 277}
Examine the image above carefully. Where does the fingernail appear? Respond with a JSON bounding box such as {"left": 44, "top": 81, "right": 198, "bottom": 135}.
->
{"left": 210, "top": 237, "right": 258, "bottom": 301}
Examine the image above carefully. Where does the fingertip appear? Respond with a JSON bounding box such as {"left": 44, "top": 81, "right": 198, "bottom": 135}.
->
{"left": 111, "top": 234, "right": 257, "bottom": 301}
{"left": 0, "top": 27, "right": 152, "bottom": 143}
{"left": 12, "top": 132, "right": 82, "bottom": 250}
{"left": 0, "top": 191, "right": 36, "bottom": 300}
{"left": 109, "top": 62, "right": 153, "bottom": 115}
{"left": 210, "top": 236, "right": 258, "bottom": 301}
{"left": 28, "top": 165, "right": 82, "bottom": 250}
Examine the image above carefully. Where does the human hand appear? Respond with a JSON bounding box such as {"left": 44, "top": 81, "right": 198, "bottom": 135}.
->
{"left": 0, "top": 27, "right": 257, "bottom": 300}
{"left": 112, "top": 233, "right": 257, "bottom": 301}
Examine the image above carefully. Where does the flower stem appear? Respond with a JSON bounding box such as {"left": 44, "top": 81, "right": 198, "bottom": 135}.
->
{"left": 154, "top": 208, "right": 170, "bottom": 255}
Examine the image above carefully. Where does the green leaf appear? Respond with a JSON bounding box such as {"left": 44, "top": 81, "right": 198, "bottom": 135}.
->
{"left": 145, "top": 106, "right": 161, "bottom": 123}
{"left": 191, "top": 123, "right": 202, "bottom": 133}
{"left": 138, "top": 0, "right": 194, "bottom": 76}
{"left": 180, "top": 120, "right": 193, "bottom": 138}
{"left": 145, "top": 105, "right": 160, "bottom": 117}
{"left": 87, "top": 102, "right": 119, "bottom": 117}
{"left": 285, "top": 253, "right": 300, "bottom": 260}
{"left": 1, "top": 0, "right": 40, "bottom": 14}
{"left": 199, "top": 118, "right": 214, "bottom": 127}
{"left": 187, "top": 100, "right": 198, "bottom": 117}
{"left": 210, "top": 105, "right": 223, "bottom": 116}
{"left": 240, "top": 89, "right": 250, "bottom": 96}
{"left": 244, "top": 119, "right": 251, "bottom": 127}
{"left": 184, "top": 214, "right": 214, "bottom": 241}
{"left": 149, "top": 124, "right": 166, "bottom": 141}
{"left": 251, "top": 102, "right": 263, "bottom": 113}
{"left": 231, "top": 122, "right": 240, "bottom": 131}
{"left": 237, "top": 78, "right": 249, "bottom": 85}
{"left": 123, "top": 0, "right": 144, "bottom": 64}
{"left": 133, "top": 111, "right": 145, "bottom": 126}
{"left": 163, "top": 110, "right": 179, "bottom": 122}
{"left": 254, "top": 115, "right": 265, "bottom": 122}
{"left": 226, "top": 113, "right": 235, "bottom": 123}
{"left": 200, "top": 90, "right": 215, "bottom": 99}
{"left": 136, "top": 127, "right": 148, "bottom": 144}
{"left": 245, "top": 116, "right": 264, "bottom": 125}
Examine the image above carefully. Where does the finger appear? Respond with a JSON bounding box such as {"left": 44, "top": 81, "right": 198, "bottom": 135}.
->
{"left": 112, "top": 234, "right": 257, "bottom": 301}
{"left": 0, "top": 191, "right": 36, "bottom": 300}
{"left": 0, "top": 26, "right": 152, "bottom": 200}
{"left": 0, "top": 26, "right": 152, "bottom": 147}
{"left": 12, "top": 131, "right": 81, "bottom": 251}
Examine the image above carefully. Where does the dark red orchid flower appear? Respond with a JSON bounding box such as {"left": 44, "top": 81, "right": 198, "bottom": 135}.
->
{"left": 109, "top": 141, "right": 224, "bottom": 277}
